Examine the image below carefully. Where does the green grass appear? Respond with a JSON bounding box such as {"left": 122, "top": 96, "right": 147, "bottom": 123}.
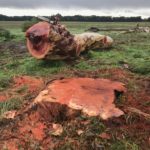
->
{"left": 63, "top": 21, "right": 150, "bottom": 34}
{"left": 0, "top": 98, "right": 22, "bottom": 117}
{"left": 0, "top": 21, "right": 25, "bottom": 42}
{"left": 3, "top": 57, "right": 66, "bottom": 77}
{"left": 110, "top": 140, "right": 140, "bottom": 150}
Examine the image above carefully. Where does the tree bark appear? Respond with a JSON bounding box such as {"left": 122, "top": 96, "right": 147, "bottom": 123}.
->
{"left": 26, "top": 21, "right": 113, "bottom": 60}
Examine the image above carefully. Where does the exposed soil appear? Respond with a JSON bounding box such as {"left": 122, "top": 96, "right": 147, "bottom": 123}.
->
{"left": 0, "top": 68, "right": 149, "bottom": 150}
{"left": 0, "top": 95, "right": 7, "bottom": 102}
{"left": 0, "top": 76, "right": 45, "bottom": 104}
{"left": 13, "top": 76, "right": 45, "bottom": 93}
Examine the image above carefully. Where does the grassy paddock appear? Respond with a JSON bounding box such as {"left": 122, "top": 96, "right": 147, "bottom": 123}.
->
{"left": 0, "top": 21, "right": 150, "bottom": 33}
{"left": 0, "top": 21, "right": 149, "bottom": 149}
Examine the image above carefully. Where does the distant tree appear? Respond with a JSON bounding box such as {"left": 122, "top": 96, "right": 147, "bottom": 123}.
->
{"left": 147, "top": 17, "right": 150, "bottom": 22}
{"left": 0, "top": 14, "right": 148, "bottom": 22}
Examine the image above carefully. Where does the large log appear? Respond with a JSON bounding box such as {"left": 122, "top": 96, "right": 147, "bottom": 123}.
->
{"left": 26, "top": 21, "right": 113, "bottom": 59}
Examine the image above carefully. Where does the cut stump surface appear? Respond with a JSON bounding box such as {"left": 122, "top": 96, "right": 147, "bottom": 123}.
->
{"left": 34, "top": 78, "right": 126, "bottom": 120}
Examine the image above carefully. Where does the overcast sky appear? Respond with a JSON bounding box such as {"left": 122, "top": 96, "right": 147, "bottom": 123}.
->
{"left": 0, "top": 0, "right": 150, "bottom": 18}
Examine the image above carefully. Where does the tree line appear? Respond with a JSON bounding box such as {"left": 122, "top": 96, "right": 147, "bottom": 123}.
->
{"left": 0, "top": 14, "right": 150, "bottom": 22}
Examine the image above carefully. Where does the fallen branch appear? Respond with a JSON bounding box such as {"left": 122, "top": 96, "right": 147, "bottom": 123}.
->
{"left": 127, "top": 107, "right": 150, "bottom": 120}
{"left": 86, "top": 25, "right": 150, "bottom": 33}
{"left": 86, "top": 27, "right": 130, "bottom": 32}
{"left": 37, "top": 16, "right": 51, "bottom": 23}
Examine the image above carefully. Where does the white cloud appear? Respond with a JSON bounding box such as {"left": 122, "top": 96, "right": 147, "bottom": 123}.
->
{"left": 0, "top": 0, "right": 150, "bottom": 9}
{"left": 0, "top": 0, "right": 150, "bottom": 17}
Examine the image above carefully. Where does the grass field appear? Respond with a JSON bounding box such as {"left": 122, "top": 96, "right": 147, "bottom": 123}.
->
{"left": 0, "top": 21, "right": 150, "bottom": 149}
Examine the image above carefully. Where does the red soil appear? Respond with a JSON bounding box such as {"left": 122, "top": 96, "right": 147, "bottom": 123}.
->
{"left": 14, "top": 76, "right": 44, "bottom": 93}
{"left": 19, "top": 122, "right": 46, "bottom": 141}
{"left": 0, "top": 95, "right": 7, "bottom": 102}
{"left": 4, "top": 139, "right": 19, "bottom": 150}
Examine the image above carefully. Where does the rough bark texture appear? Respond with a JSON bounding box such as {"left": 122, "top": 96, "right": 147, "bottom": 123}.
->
{"left": 26, "top": 22, "right": 113, "bottom": 59}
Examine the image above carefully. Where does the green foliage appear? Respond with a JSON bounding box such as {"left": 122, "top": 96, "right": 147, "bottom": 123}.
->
{"left": 0, "top": 28, "right": 14, "bottom": 41}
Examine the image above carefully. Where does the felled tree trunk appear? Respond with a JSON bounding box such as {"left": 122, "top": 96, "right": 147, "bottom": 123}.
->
{"left": 26, "top": 21, "right": 113, "bottom": 59}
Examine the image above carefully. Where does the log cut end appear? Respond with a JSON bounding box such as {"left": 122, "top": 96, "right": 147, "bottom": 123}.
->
{"left": 26, "top": 22, "right": 52, "bottom": 59}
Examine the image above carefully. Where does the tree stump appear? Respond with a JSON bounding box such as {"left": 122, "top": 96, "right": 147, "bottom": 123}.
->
{"left": 34, "top": 78, "right": 126, "bottom": 120}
